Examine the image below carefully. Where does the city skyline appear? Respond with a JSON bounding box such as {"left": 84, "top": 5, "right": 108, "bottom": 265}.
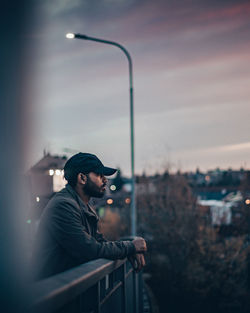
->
{"left": 27, "top": 0, "right": 250, "bottom": 175}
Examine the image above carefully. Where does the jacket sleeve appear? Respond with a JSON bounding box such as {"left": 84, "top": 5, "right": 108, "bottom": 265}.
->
{"left": 47, "top": 200, "right": 136, "bottom": 262}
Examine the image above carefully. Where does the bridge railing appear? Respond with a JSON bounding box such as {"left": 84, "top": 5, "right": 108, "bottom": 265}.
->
{"left": 29, "top": 258, "right": 144, "bottom": 313}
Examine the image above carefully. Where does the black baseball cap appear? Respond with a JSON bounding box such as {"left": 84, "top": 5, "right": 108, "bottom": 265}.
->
{"left": 64, "top": 153, "right": 117, "bottom": 179}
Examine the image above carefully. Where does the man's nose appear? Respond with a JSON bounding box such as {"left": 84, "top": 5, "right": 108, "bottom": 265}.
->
{"left": 103, "top": 176, "right": 107, "bottom": 184}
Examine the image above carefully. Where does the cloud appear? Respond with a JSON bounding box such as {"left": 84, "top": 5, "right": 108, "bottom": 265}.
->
{"left": 29, "top": 0, "right": 250, "bottom": 173}
{"left": 112, "top": 1, "right": 250, "bottom": 42}
{"left": 196, "top": 2, "right": 250, "bottom": 21}
{"left": 43, "top": 0, "right": 83, "bottom": 17}
{"left": 219, "top": 142, "right": 250, "bottom": 152}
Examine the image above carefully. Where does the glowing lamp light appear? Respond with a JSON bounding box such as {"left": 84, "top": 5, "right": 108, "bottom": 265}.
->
{"left": 55, "top": 169, "right": 61, "bottom": 176}
{"left": 26, "top": 219, "right": 31, "bottom": 224}
{"left": 49, "top": 169, "right": 54, "bottom": 176}
{"left": 36, "top": 197, "right": 40, "bottom": 202}
{"left": 125, "top": 198, "right": 131, "bottom": 204}
{"left": 107, "top": 198, "right": 113, "bottom": 205}
{"left": 66, "top": 33, "right": 75, "bottom": 39}
{"left": 110, "top": 184, "right": 116, "bottom": 191}
{"left": 245, "top": 199, "right": 250, "bottom": 205}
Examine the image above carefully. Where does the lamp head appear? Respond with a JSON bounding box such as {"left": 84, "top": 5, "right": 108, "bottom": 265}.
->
{"left": 66, "top": 33, "right": 75, "bottom": 39}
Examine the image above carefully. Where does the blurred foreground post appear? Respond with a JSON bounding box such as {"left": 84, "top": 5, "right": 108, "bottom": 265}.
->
{"left": 0, "top": 1, "right": 34, "bottom": 312}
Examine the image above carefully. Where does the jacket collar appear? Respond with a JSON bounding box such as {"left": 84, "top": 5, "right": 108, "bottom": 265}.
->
{"left": 65, "top": 184, "right": 99, "bottom": 221}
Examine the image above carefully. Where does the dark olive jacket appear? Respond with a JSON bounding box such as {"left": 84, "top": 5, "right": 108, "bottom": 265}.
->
{"left": 32, "top": 184, "right": 135, "bottom": 280}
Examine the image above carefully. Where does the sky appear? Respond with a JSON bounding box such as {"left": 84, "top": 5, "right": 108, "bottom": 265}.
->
{"left": 27, "top": 0, "right": 250, "bottom": 175}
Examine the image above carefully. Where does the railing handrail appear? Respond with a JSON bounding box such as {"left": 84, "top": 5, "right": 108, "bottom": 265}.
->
{"left": 30, "top": 258, "right": 127, "bottom": 313}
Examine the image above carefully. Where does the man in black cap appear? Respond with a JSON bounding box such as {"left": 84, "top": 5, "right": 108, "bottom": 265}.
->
{"left": 32, "top": 153, "right": 146, "bottom": 280}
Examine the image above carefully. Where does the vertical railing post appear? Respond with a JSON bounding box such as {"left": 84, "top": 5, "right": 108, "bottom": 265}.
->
{"left": 96, "top": 281, "right": 100, "bottom": 313}
{"left": 122, "top": 262, "right": 127, "bottom": 313}
{"left": 138, "top": 272, "right": 144, "bottom": 313}
{"left": 133, "top": 270, "right": 139, "bottom": 313}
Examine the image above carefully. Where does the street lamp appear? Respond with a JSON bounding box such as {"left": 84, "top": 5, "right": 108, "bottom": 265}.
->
{"left": 66, "top": 32, "right": 137, "bottom": 236}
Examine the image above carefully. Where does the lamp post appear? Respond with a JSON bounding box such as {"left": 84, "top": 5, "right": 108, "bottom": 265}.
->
{"left": 66, "top": 33, "right": 137, "bottom": 236}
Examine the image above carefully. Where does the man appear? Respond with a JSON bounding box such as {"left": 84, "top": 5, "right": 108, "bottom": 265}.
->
{"left": 32, "top": 152, "right": 146, "bottom": 280}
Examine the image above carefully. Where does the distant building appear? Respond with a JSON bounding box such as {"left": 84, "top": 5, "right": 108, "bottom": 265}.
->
{"left": 185, "top": 167, "right": 247, "bottom": 188}
{"left": 27, "top": 152, "right": 67, "bottom": 220}
{"left": 198, "top": 191, "right": 244, "bottom": 227}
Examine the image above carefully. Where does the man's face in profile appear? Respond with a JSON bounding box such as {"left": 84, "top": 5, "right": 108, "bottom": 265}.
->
{"left": 84, "top": 172, "right": 107, "bottom": 198}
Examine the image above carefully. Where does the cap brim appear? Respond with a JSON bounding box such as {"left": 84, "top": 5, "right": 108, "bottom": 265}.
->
{"left": 102, "top": 166, "right": 117, "bottom": 176}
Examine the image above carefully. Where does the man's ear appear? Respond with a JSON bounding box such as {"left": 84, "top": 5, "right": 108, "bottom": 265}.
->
{"left": 77, "top": 173, "right": 87, "bottom": 185}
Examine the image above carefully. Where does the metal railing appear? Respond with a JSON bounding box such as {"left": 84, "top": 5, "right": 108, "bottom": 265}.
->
{"left": 29, "top": 258, "right": 144, "bottom": 313}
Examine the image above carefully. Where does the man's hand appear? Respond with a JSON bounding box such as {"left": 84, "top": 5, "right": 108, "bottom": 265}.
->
{"left": 132, "top": 237, "right": 147, "bottom": 253}
{"left": 128, "top": 253, "right": 146, "bottom": 273}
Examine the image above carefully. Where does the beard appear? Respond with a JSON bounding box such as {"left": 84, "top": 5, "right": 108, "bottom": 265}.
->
{"left": 83, "top": 175, "right": 106, "bottom": 198}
